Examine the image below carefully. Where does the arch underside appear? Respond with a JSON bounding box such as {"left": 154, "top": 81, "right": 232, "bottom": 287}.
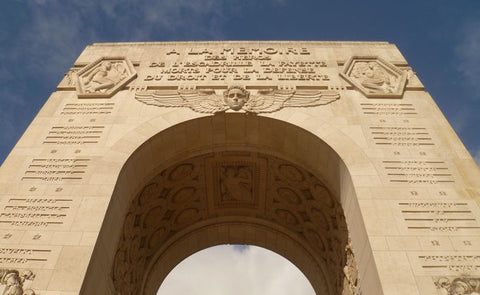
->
{"left": 113, "top": 151, "right": 349, "bottom": 295}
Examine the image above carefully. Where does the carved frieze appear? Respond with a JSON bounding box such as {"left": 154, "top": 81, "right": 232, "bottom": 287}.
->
{"left": 134, "top": 85, "right": 340, "bottom": 113}
{"left": 0, "top": 269, "right": 36, "bottom": 295}
{"left": 75, "top": 57, "right": 137, "bottom": 98}
{"left": 434, "top": 277, "right": 480, "bottom": 295}
{"left": 340, "top": 56, "right": 407, "bottom": 98}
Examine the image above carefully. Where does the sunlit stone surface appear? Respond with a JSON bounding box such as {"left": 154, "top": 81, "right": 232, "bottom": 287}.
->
{"left": 0, "top": 41, "right": 478, "bottom": 295}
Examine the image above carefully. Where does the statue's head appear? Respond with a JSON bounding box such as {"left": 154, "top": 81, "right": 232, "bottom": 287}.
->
{"left": 223, "top": 86, "right": 250, "bottom": 111}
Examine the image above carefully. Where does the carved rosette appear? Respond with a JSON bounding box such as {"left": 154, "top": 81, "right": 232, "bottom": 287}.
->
{"left": 75, "top": 56, "right": 137, "bottom": 98}
{"left": 113, "top": 152, "right": 350, "bottom": 294}
{"left": 340, "top": 56, "right": 407, "bottom": 98}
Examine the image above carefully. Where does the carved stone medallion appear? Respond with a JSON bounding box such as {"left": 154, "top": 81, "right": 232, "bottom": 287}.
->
{"left": 75, "top": 56, "right": 137, "bottom": 98}
{"left": 340, "top": 56, "right": 407, "bottom": 98}
{"left": 134, "top": 85, "right": 340, "bottom": 113}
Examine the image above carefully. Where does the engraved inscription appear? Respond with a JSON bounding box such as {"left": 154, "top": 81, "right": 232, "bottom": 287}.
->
{"left": 43, "top": 126, "right": 104, "bottom": 145}
{"left": 383, "top": 160, "right": 454, "bottom": 185}
{"left": 0, "top": 248, "right": 51, "bottom": 267}
{"left": 398, "top": 202, "right": 480, "bottom": 233}
{"left": 0, "top": 198, "right": 74, "bottom": 229}
{"left": 360, "top": 103, "right": 417, "bottom": 115}
{"left": 22, "top": 158, "right": 90, "bottom": 182}
{"left": 140, "top": 47, "right": 332, "bottom": 84}
{"left": 369, "top": 126, "right": 434, "bottom": 146}
{"left": 420, "top": 255, "right": 480, "bottom": 273}
{"left": 61, "top": 102, "right": 115, "bottom": 115}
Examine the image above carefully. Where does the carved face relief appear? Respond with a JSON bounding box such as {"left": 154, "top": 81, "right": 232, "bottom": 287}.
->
{"left": 340, "top": 56, "right": 407, "bottom": 98}
{"left": 223, "top": 87, "right": 250, "bottom": 111}
{"left": 75, "top": 57, "right": 137, "bottom": 98}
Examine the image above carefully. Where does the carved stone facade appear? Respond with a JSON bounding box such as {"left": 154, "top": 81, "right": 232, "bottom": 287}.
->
{"left": 1, "top": 41, "right": 478, "bottom": 295}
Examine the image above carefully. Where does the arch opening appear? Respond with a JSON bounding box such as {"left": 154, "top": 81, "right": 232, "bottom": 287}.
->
{"left": 156, "top": 244, "right": 316, "bottom": 295}
{"left": 113, "top": 151, "right": 349, "bottom": 295}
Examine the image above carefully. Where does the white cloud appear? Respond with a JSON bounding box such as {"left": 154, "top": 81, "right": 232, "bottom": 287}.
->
{"left": 157, "top": 245, "right": 315, "bottom": 295}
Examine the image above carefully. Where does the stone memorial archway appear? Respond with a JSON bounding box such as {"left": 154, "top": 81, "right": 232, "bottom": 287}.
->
{"left": 1, "top": 41, "right": 478, "bottom": 295}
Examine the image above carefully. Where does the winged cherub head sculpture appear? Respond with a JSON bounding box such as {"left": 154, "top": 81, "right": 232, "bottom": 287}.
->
{"left": 223, "top": 86, "right": 250, "bottom": 111}
{"left": 134, "top": 85, "right": 340, "bottom": 114}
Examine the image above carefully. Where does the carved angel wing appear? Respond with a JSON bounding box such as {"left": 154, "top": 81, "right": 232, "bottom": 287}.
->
{"left": 135, "top": 89, "right": 228, "bottom": 114}
{"left": 244, "top": 89, "right": 339, "bottom": 113}
{"left": 243, "top": 89, "right": 295, "bottom": 113}
{"left": 283, "top": 90, "right": 340, "bottom": 108}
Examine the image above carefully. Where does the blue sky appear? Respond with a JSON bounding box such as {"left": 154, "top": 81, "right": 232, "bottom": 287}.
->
{"left": 0, "top": 1, "right": 479, "bottom": 165}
